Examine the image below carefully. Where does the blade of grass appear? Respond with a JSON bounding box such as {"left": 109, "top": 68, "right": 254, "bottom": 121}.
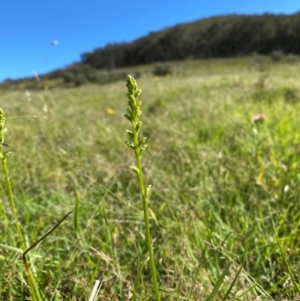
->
{"left": 221, "top": 263, "right": 243, "bottom": 300}
{"left": 272, "top": 218, "right": 300, "bottom": 294}
{"left": 205, "top": 261, "right": 232, "bottom": 301}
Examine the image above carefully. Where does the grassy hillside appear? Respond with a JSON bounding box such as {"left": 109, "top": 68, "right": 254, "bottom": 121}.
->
{"left": 1, "top": 57, "right": 300, "bottom": 300}
{"left": 3, "top": 12, "right": 300, "bottom": 89}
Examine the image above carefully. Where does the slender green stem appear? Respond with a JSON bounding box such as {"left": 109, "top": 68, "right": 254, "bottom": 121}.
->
{"left": 0, "top": 109, "right": 42, "bottom": 301}
{"left": 1, "top": 157, "right": 26, "bottom": 250}
{"left": 1, "top": 156, "right": 42, "bottom": 301}
{"left": 133, "top": 128, "right": 161, "bottom": 301}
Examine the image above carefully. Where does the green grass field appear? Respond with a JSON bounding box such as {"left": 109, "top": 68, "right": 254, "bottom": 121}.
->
{"left": 1, "top": 57, "right": 300, "bottom": 300}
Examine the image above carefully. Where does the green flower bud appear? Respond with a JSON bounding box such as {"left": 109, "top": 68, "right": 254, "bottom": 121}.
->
{"left": 130, "top": 166, "right": 140, "bottom": 175}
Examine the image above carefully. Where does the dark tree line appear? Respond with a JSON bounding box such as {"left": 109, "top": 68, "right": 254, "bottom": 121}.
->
{"left": 81, "top": 12, "right": 300, "bottom": 69}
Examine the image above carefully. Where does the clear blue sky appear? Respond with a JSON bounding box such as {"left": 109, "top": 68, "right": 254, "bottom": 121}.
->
{"left": 1, "top": 0, "right": 299, "bottom": 82}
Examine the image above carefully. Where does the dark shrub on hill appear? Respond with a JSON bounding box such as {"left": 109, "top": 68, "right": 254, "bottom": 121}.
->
{"left": 152, "top": 63, "right": 172, "bottom": 76}
{"left": 270, "top": 50, "right": 284, "bottom": 62}
{"left": 61, "top": 64, "right": 95, "bottom": 86}
{"left": 59, "top": 63, "right": 130, "bottom": 87}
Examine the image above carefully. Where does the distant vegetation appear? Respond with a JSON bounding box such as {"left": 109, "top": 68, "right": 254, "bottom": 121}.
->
{"left": 2, "top": 12, "right": 300, "bottom": 88}
{"left": 81, "top": 12, "right": 300, "bottom": 68}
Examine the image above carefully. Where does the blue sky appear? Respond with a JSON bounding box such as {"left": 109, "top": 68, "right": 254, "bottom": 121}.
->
{"left": 1, "top": 0, "right": 299, "bottom": 82}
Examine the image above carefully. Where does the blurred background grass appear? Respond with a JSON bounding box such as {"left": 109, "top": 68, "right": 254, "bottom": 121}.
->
{"left": 1, "top": 57, "right": 300, "bottom": 300}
